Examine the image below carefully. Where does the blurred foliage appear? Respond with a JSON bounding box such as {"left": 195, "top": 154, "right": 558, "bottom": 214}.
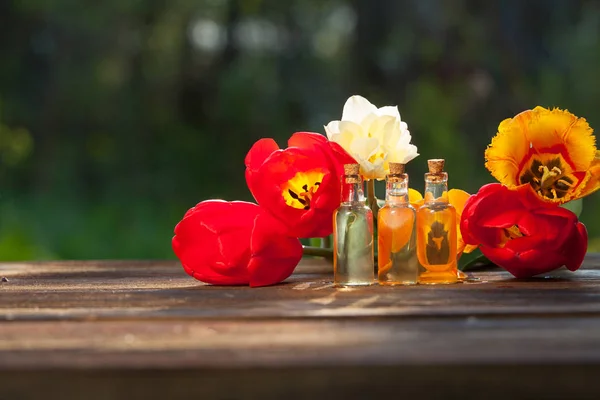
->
{"left": 0, "top": 0, "right": 599, "bottom": 260}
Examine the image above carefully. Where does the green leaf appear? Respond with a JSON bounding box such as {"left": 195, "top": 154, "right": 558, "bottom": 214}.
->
{"left": 308, "top": 237, "right": 321, "bottom": 247}
{"left": 458, "top": 248, "right": 496, "bottom": 271}
{"left": 561, "top": 198, "right": 583, "bottom": 218}
{"left": 346, "top": 213, "right": 371, "bottom": 261}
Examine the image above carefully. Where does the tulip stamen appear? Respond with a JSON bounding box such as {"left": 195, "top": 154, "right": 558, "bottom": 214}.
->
{"left": 539, "top": 165, "right": 563, "bottom": 190}
{"left": 499, "top": 225, "right": 524, "bottom": 248}
{"left": 281, "top": 170, "right": 326, "bottom": 211}
{"left": 520, "top": 157, "right": 577, "bottom": 200}
{"left": 556, "top": 178, "right": 575, "bottom": 188}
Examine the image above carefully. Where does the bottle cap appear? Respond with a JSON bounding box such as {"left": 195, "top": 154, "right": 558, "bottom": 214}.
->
{"left": 389, "top": 163, "right": 405, "bottom": 175}
{"left": 427, "top": 159, "right": 445, "bottom": 174}
{"left": 344, "top": 163, "right": 360, "bottom": 175}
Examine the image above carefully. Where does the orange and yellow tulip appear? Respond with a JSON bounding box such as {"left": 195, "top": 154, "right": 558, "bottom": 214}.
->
{"left": 485, "top": 106, "right": 599, "bottom": 204}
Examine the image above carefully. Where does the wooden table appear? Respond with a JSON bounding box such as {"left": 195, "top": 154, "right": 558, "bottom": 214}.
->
{"left": 2, "top": 256, "right": 600, "bottom": 399}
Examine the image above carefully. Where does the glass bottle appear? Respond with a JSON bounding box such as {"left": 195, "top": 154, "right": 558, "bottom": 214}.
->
{"left": 416, "top": 159, "right": 458, "bottom": 284}
{"left": 377, "top": 162, "right": 418, "bottom": 285}
{"left": 333, "top": 163, "right": 374, "bottom": 287}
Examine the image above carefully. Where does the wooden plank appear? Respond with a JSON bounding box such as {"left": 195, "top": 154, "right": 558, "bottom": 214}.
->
{"left": 2, "top": 365, "right": 600, "bottom": 400}
{"left": 1, "top": 256, "right": 600, "bottom": 321}
{"left": 2, "top": 257, "right": 600, "bottom": 399}
{"left": 2, "top": 316, "right": 600, "bottom": 369}
{"left": 2, "top": 316, "right": 600, "bottom": 398}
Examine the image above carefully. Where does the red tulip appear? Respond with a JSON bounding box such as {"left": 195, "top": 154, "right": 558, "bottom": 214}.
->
{"left": 460, "top": 183, "right": 587, "bottom": 278}
{"left": 245, "top": 132, "right": 356, "bottom": 238}
{"left": 172, "top": 200, "right": 303, "bottom": 287}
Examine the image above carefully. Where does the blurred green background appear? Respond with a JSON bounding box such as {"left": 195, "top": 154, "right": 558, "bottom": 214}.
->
{"left": 1, "top": 0, "right": 599, "bottom": 260}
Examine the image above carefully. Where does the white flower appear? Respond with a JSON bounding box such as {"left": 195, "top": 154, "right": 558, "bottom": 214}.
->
{"left": 324, "top": 95, "right": 418, "bottom": 180}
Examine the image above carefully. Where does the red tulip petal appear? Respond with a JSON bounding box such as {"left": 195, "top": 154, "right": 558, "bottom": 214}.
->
{"left": 482, "top": 246, "right": 557, "bottom": 278}
{"left": 288, "top": 131, "right": 328, "bottom": 149}
{"left": 288, "top": 132, "right": 355, "bottom": 174}
{"left": 296, "top": 207, "right": 335, "bottom": 238}
{"left": 172, "top": 200, "right": 262, "bottom": 286}
{"left": 516, "top": 248, "right": 564, "bottom": 275}
{"left": 328, "top": 141, "right": 357, "bottom": 167}
{"left": 515, "top": 183, "right": 556, "bottom": 210}
{"left": 311, "top": 172, "right": 338, "bottom": 208}
{"left": 173, "top": 206, "right": 227, "bottom": 267}
{"left": 245, "top": 138, "right": 280, "bottom": 171}
{"left": 245, "top": 142, "right": 282, "bottom": 201}
{"left": 248, "top": 212, "right": 303, "bottom": 287}
{"left": 173, "top": 222, "right": 227, "bottom": 277}
{"left": 196, "top": 201, "right": 259, "bottom": 232}
{"left": 459, "top": 211, "right": 478, "bottom": 245}
{"left": 531, "top": 208, "right": 576, "bottom": 245}
{"left": 514, "top": 212, "right": 539, "bottom": 236}
{"left": 248, "top": 147, "right": 338, "bottom": 238}
{"left": 465, "top": 222, "right": 500, "bottom": 247}
{"left": 534, "top": 204, "right": 578, "bottom": 221}
{"left": 187, "top": 266, "right": 250, "bottom": 286}
{"left": 460, "top": 181, "right": 587, "bottom": 279}
{"left": 479, "top": 209, "right": 524, "bottom": 228}
{"left": 480, "top": 245, "right": 518, "bottom": 269}
{"left": 504, "top": 235, "right": 543, "bottom": 253}
{"left": 563, "top": 222, "right": 588, "bottom": 271}
{"left": 245, "top": 133, "right": 351, "bottom": 238}
{"left": 214, "top": 229, "right": 253, "bottom": 272}
{"left": 466, "top": 185, "right": 521, "bottom": 225}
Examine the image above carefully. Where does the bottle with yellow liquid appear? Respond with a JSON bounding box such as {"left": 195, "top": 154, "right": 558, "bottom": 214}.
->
{"left": 333, "top": 163, "right": 374, "bottom": 287}
{"left": 377, "top": 162, "right": 418, "bottom": 285}
{"left": 417, "top": 159, "right": 457, "bottom": 284}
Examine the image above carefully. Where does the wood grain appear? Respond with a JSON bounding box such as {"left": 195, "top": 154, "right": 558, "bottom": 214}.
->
{"left": 1, "top": 256, "right": 600, "bottom": 399}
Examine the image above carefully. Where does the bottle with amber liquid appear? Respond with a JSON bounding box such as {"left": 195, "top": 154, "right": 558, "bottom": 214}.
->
{"left": 416, "top": 159, "right": 457, "bottom": 284}
{"left": 377, "top": 162, "right": 418, "bottom": 285}
{"left": 333, "top": 163, "right": 374, "bottom": 287}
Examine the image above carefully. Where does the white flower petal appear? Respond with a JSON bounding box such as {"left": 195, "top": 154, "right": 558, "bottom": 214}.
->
{"left": 382, "top": 123, "right": 401, "bottom": 148}
{"left": 367, "top": 115, "right": 396, "bottom": 142}
{"left": 324, "top": 121, "right": 341, "bottom": 139}
{"left": 376, "top": 105, "right": 401, "bottom": 120}
{"left": 342, "top": 95, "right": 378, "bottom": 124}
{"left": 388, "top": 144, "right": 419, "bottom": 164}
{"left": 359, "top": 112, "right": 378, "bottom": 134}
{"left": 338, "top": 120, "right": 365, "bottom": 138}
{"left": 359, "top": 160, "right": 378, "bottom": 180}
{"left": 379, "top": 117, "right": 401, "bottom": 143}
{"left": 365, "top": 157, "right": 387, "bottom": 180}
{"left": 350, "top": 137, "right": 379, "bottom": 160}
{"left": 326, "top": 95, "right": 418, "bottom": 178}
{"left": 336, "top": 131, "right": 356, "bottom": 151}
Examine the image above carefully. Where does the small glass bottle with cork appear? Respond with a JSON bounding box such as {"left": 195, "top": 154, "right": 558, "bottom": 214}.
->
{"left": 377, "top": 162, "right": 418, "bottom": 285}
{"left": 333, "top": 163, "right": 375, "bottom": 287}
{"left": 416, "top": 159, "right": 458, "bottom": 284}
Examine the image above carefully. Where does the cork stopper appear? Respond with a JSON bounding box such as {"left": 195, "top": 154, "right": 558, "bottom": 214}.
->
{"left": 427, "top": 159, "right": 445, "bottom": 174}
{"left": 344, "top": 163, "right": 360, "bottom": 176}
{"left": 389, "top": 162, "right": 405, "bottom": 175}
{"left": 344, "top": 163, "right": 360, "bottom": 184}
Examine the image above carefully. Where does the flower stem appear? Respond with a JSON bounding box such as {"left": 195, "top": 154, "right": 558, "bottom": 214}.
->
{"left": 366, "top": 179, "right": 379, "bottom": 221}
{"left": 321, "top": 235, "right": 332, "bottom": 249}
{"left": 302, "top": 245, "right": 333, "bottom": 260}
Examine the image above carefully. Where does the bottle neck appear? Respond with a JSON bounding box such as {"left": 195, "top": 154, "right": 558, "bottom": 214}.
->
{"left": 385, "top": 173, "right": 409, "bottom": 205}
{"left": 341, "top": 175, "right": 364, "bottom": 204}
{"left": 424, "top": 172, "right": 448, "bottom": 203}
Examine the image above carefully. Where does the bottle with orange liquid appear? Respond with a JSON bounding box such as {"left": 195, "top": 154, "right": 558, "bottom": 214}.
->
{"left": 416, "top": 159, "right": 458, "bottom": 284}
{"left": 377, "top": 162, "right": 418, "bottom": 285}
